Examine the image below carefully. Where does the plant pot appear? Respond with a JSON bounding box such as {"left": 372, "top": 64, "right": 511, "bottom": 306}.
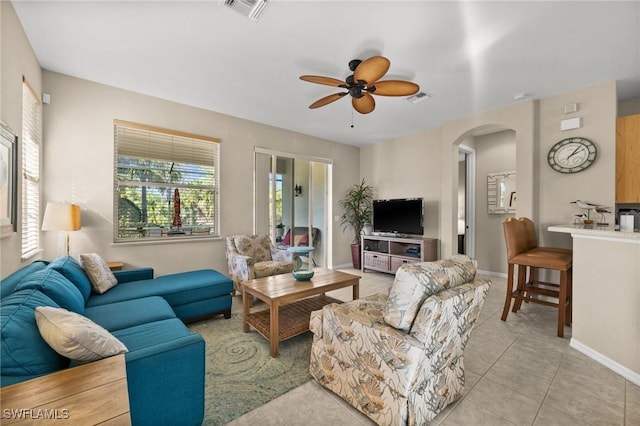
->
{"left": 350, "top": 243, "right": 361, "bottom": 270}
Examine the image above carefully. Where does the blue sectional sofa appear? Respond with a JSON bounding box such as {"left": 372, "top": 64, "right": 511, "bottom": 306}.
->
{"left": 0, "top": 256, "right": 234, "bottom": 425}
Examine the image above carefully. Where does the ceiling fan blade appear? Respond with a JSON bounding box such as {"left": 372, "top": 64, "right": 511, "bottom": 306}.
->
{"left": 371, "top": 80, "right": 420, "bottom": 96}
{"left": 309, "top": 92, "right": 347, "bottom": 109}
{"left": 354, "top": 56, "right": 390, "bottom": 84}
{"left": 352, "top": 93, "right": 375, "bottom": 114}
{"left": 300, "top": 75, "right": 347, "bottom": 87}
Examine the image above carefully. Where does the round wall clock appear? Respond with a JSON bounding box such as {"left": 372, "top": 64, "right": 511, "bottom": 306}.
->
{"left": 547, "top": 137, "right": 598, "bottom": 174}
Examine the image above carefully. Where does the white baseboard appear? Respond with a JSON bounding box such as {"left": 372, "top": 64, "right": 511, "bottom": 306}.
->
{"left": 570, "top": 338, "right": 640, "bottom": 386}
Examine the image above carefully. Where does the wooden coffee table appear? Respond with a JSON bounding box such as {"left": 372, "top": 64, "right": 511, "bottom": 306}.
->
{"left": 242, "top": 268, "right": 360, "bottom": 357}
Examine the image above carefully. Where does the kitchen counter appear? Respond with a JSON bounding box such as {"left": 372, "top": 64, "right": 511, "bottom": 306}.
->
{"left": 548, "top": 224, "right": 640, "bottom": 241}
{"left": 549, "top": 224, "right": 639, "bottom": 385}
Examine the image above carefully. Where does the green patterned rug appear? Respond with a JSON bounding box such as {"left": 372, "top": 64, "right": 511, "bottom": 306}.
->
{"left": 189, "top": 313, "right": 312, "bottom": 425}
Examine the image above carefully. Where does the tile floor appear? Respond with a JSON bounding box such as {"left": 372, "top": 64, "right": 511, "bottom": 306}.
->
{"left": 226, "top": 269, "right": 640, "bottom": 426}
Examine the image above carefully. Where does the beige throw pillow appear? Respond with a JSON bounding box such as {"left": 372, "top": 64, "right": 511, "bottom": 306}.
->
{"left": 79, "top": 253, "right": 118, "bottom": 294}
{"left": 35, "top": 306, "right": 128, "bottom": 363}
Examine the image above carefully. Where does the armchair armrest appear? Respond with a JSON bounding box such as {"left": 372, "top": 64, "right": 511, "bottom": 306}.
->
{"left": 226, "top": 253, "right": 255, "bottom": 284}
{"left": 113, "top": 268, "right": 154, "bottom": 284}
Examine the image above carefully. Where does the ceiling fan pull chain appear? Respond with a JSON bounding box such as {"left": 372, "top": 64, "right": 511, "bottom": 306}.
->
{"left": 350, "top": 108, "right": 354, "bottom": 128}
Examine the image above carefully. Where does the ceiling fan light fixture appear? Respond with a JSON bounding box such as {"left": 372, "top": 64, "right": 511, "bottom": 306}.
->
{"left": 300, "top": 55, "right": 419, "bottom": 114}
{"left": 223, "top": 0, "right": 269, "bottom": 22}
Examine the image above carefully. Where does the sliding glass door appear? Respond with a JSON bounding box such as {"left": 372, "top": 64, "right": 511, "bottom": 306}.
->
{"left": 254, "top": 149, "right": 330, "bottom": 267}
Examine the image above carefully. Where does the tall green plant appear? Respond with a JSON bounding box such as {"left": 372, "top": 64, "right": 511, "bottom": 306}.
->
{"left": 339, "top": 179, "right": 374, "bottom": 244}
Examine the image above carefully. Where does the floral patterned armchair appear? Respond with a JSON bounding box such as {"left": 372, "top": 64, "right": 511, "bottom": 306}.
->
{"left": 309, "top": 255, "right": 491, "bottom": 425}
{"left": 225, "top": 234, "right": 297, "bottom": 295}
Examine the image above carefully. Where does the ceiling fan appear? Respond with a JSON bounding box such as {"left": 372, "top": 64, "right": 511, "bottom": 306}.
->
{"left": 299, "top": 56, "right": 420, "bottom": 114}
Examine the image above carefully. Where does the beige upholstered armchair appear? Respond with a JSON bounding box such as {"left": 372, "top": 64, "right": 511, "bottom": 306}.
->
{"left": 226, "top": 234, "right": 297, "bottom": 295}
{"left": 309, "top": 255, "right": 491, "bottom": 425}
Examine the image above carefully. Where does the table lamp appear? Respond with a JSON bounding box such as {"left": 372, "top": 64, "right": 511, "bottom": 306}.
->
{"left": 42, "top": 202, "right": 81, "bottom": 256}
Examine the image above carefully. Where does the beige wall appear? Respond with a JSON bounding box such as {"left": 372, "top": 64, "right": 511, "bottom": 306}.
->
{"left": 0, "top": 2, "right": 42, "bottom": 278}
{"left": 360, "top": 127, "right": 443, "bottom": 244}
{"left": 40, "top": 71, "right": 359, "bottom": 276}
{"left": 474, "top": 130, "right": 516, "bottom": 273}
{"left": 538, "top": 82, "right": 617, "bottom": 249}
{"left": 364, "top": 83, "right": 617, "bottom": 266}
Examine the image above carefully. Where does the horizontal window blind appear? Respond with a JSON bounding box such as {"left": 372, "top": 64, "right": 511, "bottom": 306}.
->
{"left": 114, "top": 120, "right": 220, "bottom": 241}
{"left": 21, "top": 78, "right": 41, "bottom": 258}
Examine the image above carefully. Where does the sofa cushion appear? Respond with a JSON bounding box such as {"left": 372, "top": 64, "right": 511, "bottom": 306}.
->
{"left": 80, "top": 253, "right": 118, "bottom": 294}
{"left": 112, "top": 318, "right": 193, "bottom": 352}
{"left": 0, "top": 289, "right": 69, "bottom": 378}
{"left": 0, "top": 260, "right": 49, "bottom": 300}
{"left": 35, "top": 306, "right": 128, "bottom": 363}
{"left": 233, "top": 235, "right": 272, "bottom": 262}
{"left": 383, "top": 255, "right": 477, "bottom": 331}
{"left": 85, "top": 269, "right": 233, "bottom": 310}
{"left": 15, "top": 269, "right": 85, "bottom": 314}
{"left": 254, "top": 261, "right": 295, "bottom": 278}
{"left": 84, "top": 296, "right": 176, "bottom": 332}
{"left": 47, "top": 256, "right": 92, "bottom": 302}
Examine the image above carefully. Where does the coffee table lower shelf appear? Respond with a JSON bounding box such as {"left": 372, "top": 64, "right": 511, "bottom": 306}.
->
{"left": 246, "top": 294, "right": 341, "bottom": 341}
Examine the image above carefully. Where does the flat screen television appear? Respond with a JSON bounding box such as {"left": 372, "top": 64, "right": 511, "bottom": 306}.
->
{"left": 372, "top": 198, "right": 424, "bottom": 236}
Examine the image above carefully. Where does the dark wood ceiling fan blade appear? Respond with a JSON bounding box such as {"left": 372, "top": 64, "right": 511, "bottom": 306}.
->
{"left": 300, "top": 75, "right": 346, "bottom": 87}
{"left": 352, "top": 93, "right": 375, "bottom": 114}
{"left": 354, "top": 56, "right": 390, "bottom": 84}
{"left": 309, "top": 92, "right": 347, "bottom": 109}
{"left": 371, "top": 80, "right": 420, "bottom": 96}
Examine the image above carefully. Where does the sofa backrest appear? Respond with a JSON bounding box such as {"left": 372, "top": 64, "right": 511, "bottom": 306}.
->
{"left": 47, "top": 256, "right": 93, "bottom": 303}
{"left": 382, "top": 255, "right": 478, "bottom": 331}
{"left": 14, "top": 269, "right": 85, "bottom": 314}
{"left": 0, "top": 260, "right": 49, "bottom": 300}
{"left": 1, "top": 289, "right": 70, "bottom": 385}
{"left": 231, "top": 235, "right": 273, "bottom": 263}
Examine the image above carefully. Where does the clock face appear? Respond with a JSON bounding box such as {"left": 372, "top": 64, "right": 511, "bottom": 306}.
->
{"left": 547, "top": 137, "right": 597, "bottom": 174}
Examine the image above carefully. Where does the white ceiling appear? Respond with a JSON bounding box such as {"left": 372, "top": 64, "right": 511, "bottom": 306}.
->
{"left": 12, "top": 1, "right": 640, "bottom": 146}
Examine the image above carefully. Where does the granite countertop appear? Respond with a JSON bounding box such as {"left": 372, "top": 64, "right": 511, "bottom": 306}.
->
{"left": 548, "top": 224, "right": 640, "bottom": 241}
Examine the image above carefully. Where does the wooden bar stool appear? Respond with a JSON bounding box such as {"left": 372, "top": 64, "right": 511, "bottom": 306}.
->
{"left": 502, "top": 217, "right": 573, "bottom": 337}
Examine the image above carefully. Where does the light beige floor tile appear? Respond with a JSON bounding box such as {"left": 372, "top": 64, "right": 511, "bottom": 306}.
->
{"left": 440, "top": 398, "right": 517, "bottom": 426}
{"left": 534, "top": 402, "right": 590, "bottom": 426}
{"left": 483, "top": 340, "right": 563, "bottom": 402}
{"left": 626, "top": 381, "right": 640, "bottom": 426}
{"left": 464, "top": 331, "right": 511, "bottom": 376}
{"left": 543, "top": 352, "right": 625, "bottom": 426}
{"left": 465, "top": 377, "right": 540, "bottom": 425}
{"left": 226, "top": 404, "right": 287, "bottom": 426}
{"left": 268, "top": 381, "right": 374, "bottom": 426}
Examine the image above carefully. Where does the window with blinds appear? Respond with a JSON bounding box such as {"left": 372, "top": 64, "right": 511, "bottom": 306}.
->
{"left": 21, "top": 78, "right": 42, "bottom": 258}
{"left": 114, "top": 120, "right": 220, "bottom": 241}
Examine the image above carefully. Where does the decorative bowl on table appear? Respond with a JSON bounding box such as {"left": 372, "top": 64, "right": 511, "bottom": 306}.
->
{"left": 292, "top": 269, "right": 314, "bottom": 281}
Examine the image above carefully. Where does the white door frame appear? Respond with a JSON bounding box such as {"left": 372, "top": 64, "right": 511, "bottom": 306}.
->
{"left": 459, "top": 144, "right": 476, "bottom": 258}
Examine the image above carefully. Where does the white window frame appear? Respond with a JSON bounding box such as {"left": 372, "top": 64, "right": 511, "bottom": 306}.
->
{"left": 21, "top": 77, "right": 42, "bottom": 259}
{"left": 113, "top": 120, "right": 221, "bottom": 242}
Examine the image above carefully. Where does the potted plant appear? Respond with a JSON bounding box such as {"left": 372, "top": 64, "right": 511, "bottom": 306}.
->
{"left": 339, "top": 179, "right": 373, "bottom": 269}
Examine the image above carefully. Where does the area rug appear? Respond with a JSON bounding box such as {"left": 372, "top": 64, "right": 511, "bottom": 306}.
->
{"left": 188, "top": 313, "right": 312, "bottom": 425}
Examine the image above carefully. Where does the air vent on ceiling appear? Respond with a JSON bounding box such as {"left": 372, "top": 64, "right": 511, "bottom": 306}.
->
{"left": 223, "top": 0, "right": 269, "bottom": 22}
{"left": 407, "top": 92, "right": 430, "bottom": 104}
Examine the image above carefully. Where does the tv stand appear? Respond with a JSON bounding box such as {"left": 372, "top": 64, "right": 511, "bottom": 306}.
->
{"left": 361, "top": 235, "right": 438, "bottom": 274}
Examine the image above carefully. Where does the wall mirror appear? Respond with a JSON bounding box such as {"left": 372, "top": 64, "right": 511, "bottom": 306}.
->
{"left": 487, "top": 171, "right": 516, "bottom": 214}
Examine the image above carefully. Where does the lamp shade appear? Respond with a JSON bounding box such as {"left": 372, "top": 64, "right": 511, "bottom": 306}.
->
{"left": 42, "top": 203, "right": 81, "bottom": 231}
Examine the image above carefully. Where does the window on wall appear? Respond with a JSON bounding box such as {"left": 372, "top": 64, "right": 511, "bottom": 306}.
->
{"left": 114, "top": 120, "right": 220, "bottom": 242}
{"left": 21, "top": 77, "right": 41, "bottom": 259}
